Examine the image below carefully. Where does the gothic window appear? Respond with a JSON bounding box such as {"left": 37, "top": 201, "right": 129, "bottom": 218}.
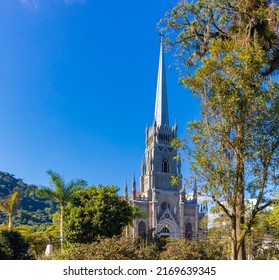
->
{"left": 138, "top": 221, "right": 146, "bottom": 237}
{"left": 185, "top": 222, "right": 192, "bottom": 240}
{"left": 162, "top": 158, "right": 169, "bottom": 173}
{"left": 160, "top": 227, "right": 170, "bottom": 233}
{"left": 161, "top": 201, "right": 170, "bottom": 211}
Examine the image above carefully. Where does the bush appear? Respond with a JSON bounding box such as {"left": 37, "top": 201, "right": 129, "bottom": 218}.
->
{"left": 159, "top": 239, "right": 227, "bottom": 260}
{"left": 134, "top": 231, "right": 167, "bottom": 260}
{"left": 253, "top": 242, "right": 279, "bottom": 260}
{"left": 62, "top": 236, "right": 137, "bottom": 260}
{"left": 0, "top": 230, "right": 33, "bottom": 260}
{"left": 46, "top": 235, "right": 228, "bottom": 260}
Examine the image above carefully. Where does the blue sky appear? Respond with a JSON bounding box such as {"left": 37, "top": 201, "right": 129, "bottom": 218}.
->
{"left": 0, "top": 0, "right": 200, "bottom": 194}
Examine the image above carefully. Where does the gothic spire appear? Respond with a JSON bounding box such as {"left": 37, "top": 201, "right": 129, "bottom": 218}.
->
{"left": 154, "top": 35, "right": 169, "bottom": 127}
{"left": 193, "top": 179, "right": 198, "bottom": 204}
{"left": 132, "top": 173, "right": 136, "bottom": 200}
{"left": 141, "top": 156, "right": 145, "bottom": 176}
{"left": 124, "top": 179, "right": 128, "bottom": 199}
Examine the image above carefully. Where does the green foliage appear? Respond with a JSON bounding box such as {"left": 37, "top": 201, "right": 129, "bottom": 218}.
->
{"left": 160, "top": 0, "right": 279, "bottom": 77}
{"left": 160, "top": 0, "right": 279, "bottom": 259}
{"left": 253, "top": 242, "right": 279, "bottom": 260}
{"left": 135, "top": 229, "right": 167, "bottom": 260}
{"left": 61, "top": 236, "right": 137, "bottom": 260}
{"left": 0, "top": 229, "right": 33, "bottom": 260}
{"left": 267, "top": 198, "right": 279, "bottom": 236}
{"left": 36, "top": 170, "right": 87, "bottom": 245}
{"left": 0, "top": 188, "right": 22, "bottom": 230}
{"left": 64, "top": 185, "right": 133, "bottom": 243}
{"left": 159, "top": 239, "right": 227, "bottom": 260}
{"left": 0, "top": 223, "right": 60, "bottom": 259}
{"left": 0, "top": 171, "right": 57, "bottom": 226}
{"left": 134, "top": 241, "right": 161, "bottom": 260}
{"left": 37, "top": 170, "right": 87, "bottom": 207}
{"left": 0, "top": 172, "right": 27, "bottom": 196}
{"left": 59, "top": 233, "right": 164, "bottom": 260}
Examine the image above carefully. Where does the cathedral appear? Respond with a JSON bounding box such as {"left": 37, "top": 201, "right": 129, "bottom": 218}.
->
{"left": 124, "top": 39, "right": 207, "bottom": 240}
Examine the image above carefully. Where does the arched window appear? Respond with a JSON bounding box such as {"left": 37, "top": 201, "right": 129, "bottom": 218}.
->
{"left": 162, "top": 158, "right": 169, "bottom": 173}
{"left": 138, "top": 221, "right": 146, "bottom": 237}
{"left": 161, "top": 201, "right": 170, "bottom": 211}
{"left": 185, "top": 223, "right": 192, "bottom": 240}
{"left": 160, "top": 227, "right": 170, "bottom": 234}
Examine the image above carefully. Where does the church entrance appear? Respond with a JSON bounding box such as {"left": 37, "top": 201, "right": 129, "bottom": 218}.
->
{"left": 159, "top": 226, "right": 170, "bottom": 238}
{"left": 157, "top": 221, "right": 179, "bottom": 238}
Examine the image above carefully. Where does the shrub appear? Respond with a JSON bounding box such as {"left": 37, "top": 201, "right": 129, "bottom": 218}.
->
{"left": 160, "top": 239, "right": 227, "bottom": 260}
{"left": 62, "top": 236, "right": 137, "bottom": 260}
{"left": 0, "top": 230, "right": 33, "bottom": 260}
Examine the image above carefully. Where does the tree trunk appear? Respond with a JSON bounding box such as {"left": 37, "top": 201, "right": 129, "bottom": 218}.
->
{"left": 60, "top": 205, "right": 64, "bottom": 248}
{"left": 231, "top": 231, "right": 246, "bottom": 260}
{"left": 8, "top": 213, "right": 12, "bottom": 232}
{"left": 231, "top": 122, "right": 246, "bottom": 260}
{"left": 235, "top": 190, "right": 246, "bottom": 260}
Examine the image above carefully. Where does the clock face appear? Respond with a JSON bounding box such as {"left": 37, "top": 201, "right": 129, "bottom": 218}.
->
{"left": 165, "top": 213, "right": 170, "bottom": 218}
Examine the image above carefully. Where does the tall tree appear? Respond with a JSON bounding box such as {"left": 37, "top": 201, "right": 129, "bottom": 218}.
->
{"left": 37, "top": 170, "right": 87, "bottom": 246}
{"left": 161, "top": 0, "right": 279, "bottom": 259}
{"left": 64, "top": 185, "right": 134, "bottom": 244}
{"left": 0, "top": 189, "right": 22, "bottom": 231}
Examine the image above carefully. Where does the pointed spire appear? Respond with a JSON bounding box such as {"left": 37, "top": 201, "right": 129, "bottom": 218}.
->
{"left": 145, "top": 123, "right": 149, "bottom": 135}
{"left": 124, "top": 179, "right": 128, "bottom": 199}
{"left": 177, "top": 153, "right": 182, "bottom": 174}
{"left": 193, "top": 179, "right": 198, "bottom": 204}
{"left": 132, "top": 174, "right": 136, "bottom": 199}
{"left": 154, "top": 35, "right": 169, "bottom": 127}
{"left": 141, "top": 156, "right": 145, "bottom": 176}
{"left": 173, "top": 119, "right": 178, "bottom": 135}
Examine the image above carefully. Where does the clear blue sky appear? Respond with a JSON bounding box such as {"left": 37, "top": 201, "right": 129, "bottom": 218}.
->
{"left": 0, "top": 0, "right": 200, "bottom": 194}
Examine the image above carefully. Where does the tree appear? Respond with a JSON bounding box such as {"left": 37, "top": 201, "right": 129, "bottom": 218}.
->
{"left": 0, "top": 189, "right": 22, "bottom": 231}
{"left": 161, "top": 0, "right": 279, "bottom": 259}
{"left": 0, "top": 230, "right": 33, "bottom": 260}
{"left": 64, "top": 185, "right": 133, "bottom": 243}
{"left": 208, "top": 214, "right": 231, "bottom": 259}
{"left": 0, "top": 172, "right": 57, "bottom": 226}
{"left": 37, "top": 170, "right": 87, "bottom": 247}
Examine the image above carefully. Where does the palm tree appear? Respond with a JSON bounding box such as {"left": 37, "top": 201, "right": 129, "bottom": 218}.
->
{"left": 37, "top": 170, "right": 87, "bottom": 246}
{"left": 126, "top": 205, "right": 146, "bottom": 237}
{"left": 0, "top": 188, "right": 22, "bottom": 231}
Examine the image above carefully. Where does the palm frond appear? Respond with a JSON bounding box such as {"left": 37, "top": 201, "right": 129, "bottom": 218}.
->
{"left": 36, "top": 187, "right": 59, "bottom": 201}
{"left": 132, "top": 205, "right": 147, "bottom": 219}
{"left": 47, "top": 169, "right": 66, "bottom": 195}
{"left": 0, "top": 189, "right": 22, "bottom": 214}
{"left": 38, "top": 171, "right": 87, "bottom": 205}
{"left": 67, "top": 179, "right": 87, "bottom": 193}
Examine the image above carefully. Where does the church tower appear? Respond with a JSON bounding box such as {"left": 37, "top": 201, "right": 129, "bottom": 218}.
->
{"left": 140, "top": 37, "right": 182, "bottom": 194}
{"left": 127, "top": 37, "right": 207, "bottom": 240}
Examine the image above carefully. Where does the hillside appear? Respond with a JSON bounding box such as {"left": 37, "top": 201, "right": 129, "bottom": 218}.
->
{"left": 0, "top": 171, "right": 57, "bottom": 226}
